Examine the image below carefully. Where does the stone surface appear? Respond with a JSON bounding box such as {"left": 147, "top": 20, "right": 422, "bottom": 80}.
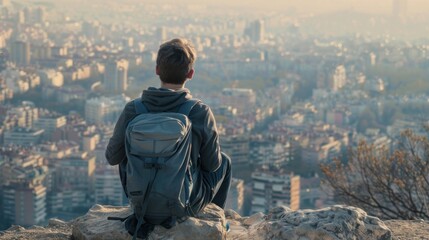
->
{"left": 384, "top": 220, "right": 429, "bottom": 240}
{"left": 72, "top": 203, "right": 226, "bottom": 240}
{"left": 0, "top": 218, "right": 72, "bottom": 240}
{"left": 2, "top": 205, "right": 428, "bottom": 240}
{"left": 244, "top": 205, "right": 392, "bottom": 240}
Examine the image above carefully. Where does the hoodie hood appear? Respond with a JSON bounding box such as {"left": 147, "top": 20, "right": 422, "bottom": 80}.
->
{"left": 141, "top": 87, "right": 193, "bottom": 112}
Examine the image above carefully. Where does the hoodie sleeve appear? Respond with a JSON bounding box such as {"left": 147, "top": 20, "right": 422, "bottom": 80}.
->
{"left": 199, "top": 106, "right": 222, "bottom": 172}
{"left": 105, "top": 101, "right": 135, "bottom": 166}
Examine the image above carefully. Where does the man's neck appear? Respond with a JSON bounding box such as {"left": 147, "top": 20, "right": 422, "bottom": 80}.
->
{"left": 160, "top": 82, "right": 185, "bottom": 91}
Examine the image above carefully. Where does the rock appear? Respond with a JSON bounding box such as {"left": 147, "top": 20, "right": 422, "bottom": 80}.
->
{"left": 243, "top": 212, "right": 265, "bottom": 226}
{"left": 248, "top": 205, "right": 392, "bottom": 240}
{"left": 224, "top": 209, "right": 241, "bottom": 220}
{"left": 0, "top": 204, "right": 405, "bottom": 240}
{"left": 0, "top": 221, "right": 72, "bottom": 240}
{"left": 72, "top": 203, "right": 226, "bottom": 240}
{"left": 384, "top": 219, "right": 429, "bottom": 240}
{"left": 48, "top": 218, "right": 67, "bottom": 228}
{"left": 6, "top": 225, "right": 26, "bottom": 232}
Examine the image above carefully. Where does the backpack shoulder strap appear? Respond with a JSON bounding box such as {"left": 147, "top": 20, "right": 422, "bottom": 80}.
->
{"left": 133, "top": 98, "right": 148, "bottom": 114}
{"left": 178, "top": 99, "right": 201, "bottom": 116}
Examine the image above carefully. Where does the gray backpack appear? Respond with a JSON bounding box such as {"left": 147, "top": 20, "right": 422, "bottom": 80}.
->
{"left": 122, "top": 98, "right": 199, "bottom": 239}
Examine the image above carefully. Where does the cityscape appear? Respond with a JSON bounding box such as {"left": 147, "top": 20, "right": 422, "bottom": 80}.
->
{"left": 1, "top": 0, "right": 429, "bottom": 230}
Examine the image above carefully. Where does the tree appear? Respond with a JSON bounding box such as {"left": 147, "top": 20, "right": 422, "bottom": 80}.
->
{"left": 321, "top": 129, "right": 429, "bottom": 220}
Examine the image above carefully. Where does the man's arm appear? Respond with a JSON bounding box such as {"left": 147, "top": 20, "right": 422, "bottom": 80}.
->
{"left": 105, "top": 101, "right": 135, "bottom": 165}
{"left": 199, "top": 106, "right": 222, "bottom": 172}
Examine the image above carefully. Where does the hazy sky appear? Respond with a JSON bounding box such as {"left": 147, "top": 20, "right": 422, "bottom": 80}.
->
{"left": 24, "top": 0, "right": 429, "bottom": 16}
{"left": 150, "top": 0, "right": 429, "bottom": 15}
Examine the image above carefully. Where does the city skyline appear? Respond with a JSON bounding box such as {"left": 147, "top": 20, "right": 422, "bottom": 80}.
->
{"left": 1, "top": 0, "right": 429, "bottom": 230}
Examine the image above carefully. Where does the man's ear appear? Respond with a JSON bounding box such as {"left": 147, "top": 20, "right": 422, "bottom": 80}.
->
{"left": 186, "top": 69, "right": 194, "bottom": 79}
{"left": 156, "top": 65, "right": 160, "bottom": 75}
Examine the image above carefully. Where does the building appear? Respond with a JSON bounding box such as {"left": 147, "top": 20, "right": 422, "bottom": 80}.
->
{"left": 250, "top": 137, "right": 292, "bottom": 166}
{"left": 300, "top": 174, "right": 333, "bottom": 209}
{"left": 221, "top": 134, "right": 250, "bottom": 166}
{"left": 244, "top": 20, "right": 265, "bottom": 43}
{"left": 6, "top": 102, "right": 38, "bottom": 128}
{"left": 251, "top": 166, "right": 300, "bottom": 214}
{"left": 47, "top": 151, "right": 95, "bottom": 216}
{"left": 82, "top": 131, "right": 100, "bottom": 152}
{"left": 225, "top": 178, "right": 245, "bottom": 215}
{"left": 47, "top": 190, "right": 88, "bottom": 218}
{"left": 221, "top": 88, "right": 256, "bottom": 114}
{"left": 33, "top": 110, "right": 66, "bottom": 140}
{"left": 0, "top": 48, "right": 8, "bottom": 70}
{"left": 55, "top": 151, "right": 96, "bottom": 192}
{"left": 38, "top": 69, "right": 64, "bottom": 87}
{"left": 3, "top": 127, "right": 44, "bottom": 145}
{"left": 104, "top": 59, "right": 129, "bottom": 94}
{"left": 33, "top": 7, "right": 45, "bottom": 23}
{"left": 331, "top": 65, "right": 346, "bottom": 92}
{"left": 94, "top": 165, "right": 126, "bottom": 206}
{"left": 85, "top": 95, "right": 130, "bottom": 125}
{"left": 11, "top": 41, "right": 30, "bottom": 66}
{"left": 317, "top": 64, "right": 347, "bottom": 92}
{"left": 1, "top": 153, "right": 47, "bottom": 228}
{"left": 32, "top": 43, "right": 52, "bottom": 60}
{"left": 301, "top": 137, "right": 342, "bottom": 166}
{"left": 82, "top": 21, "right": 102, "bottom": 38}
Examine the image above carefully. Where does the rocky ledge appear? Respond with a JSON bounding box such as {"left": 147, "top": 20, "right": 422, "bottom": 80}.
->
{"left": 1, "top": 204, "right": 428, "bottom": 240}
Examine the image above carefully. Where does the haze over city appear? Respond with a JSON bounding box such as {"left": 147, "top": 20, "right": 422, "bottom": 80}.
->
{"left": 18, "top": 0, "right": 429, "bottom": 14}
{"left": 1, "top": 0, "right": 429, "bottom": 234}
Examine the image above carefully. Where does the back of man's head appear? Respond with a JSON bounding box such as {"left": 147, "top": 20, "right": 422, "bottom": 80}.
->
{"left": 156, "top": 38, "right": 197, "bottom": 85}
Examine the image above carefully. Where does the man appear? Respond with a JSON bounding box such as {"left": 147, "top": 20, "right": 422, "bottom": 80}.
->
{"left": 105, "top": 38, "right": 231, "bottom": 215}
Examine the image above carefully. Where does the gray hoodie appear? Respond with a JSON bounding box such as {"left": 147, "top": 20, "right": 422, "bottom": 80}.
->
{"left": 105, "top": 87, "right": 222, "bottom": 198}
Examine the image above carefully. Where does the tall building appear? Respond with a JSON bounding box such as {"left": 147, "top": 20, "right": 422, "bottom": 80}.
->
{"left": 104, "top": 59, "right": 129, "bottom": 94}
{"left": 318, "top": 65, "right": 347, "bottom": 92}
{"left": 331, "top": 65, "right": 346, "bottom": 92}
{"left": 11, "top": 41, "right": 31, "bottom": 66}
{"left": 392, "top": 0, "right": 407, "bottom": 18}
{"left": 85, "top": 95, "right": 130, "bottom": 125}
{"left": 34, "top": 7, "right": 45, "bottom": 23}
{"left": 1, "top": 153, "right": 47, "bottom": 228}
{"left": 244, "top": 20, "right": 265, "bottom": 43}
{"left": 251, "top": 166, "right": 300, "bottom": 214}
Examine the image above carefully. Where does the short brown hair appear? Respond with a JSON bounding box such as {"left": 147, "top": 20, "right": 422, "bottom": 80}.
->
{"left": 156, "top": 38, "right": 197, "bottom": 85}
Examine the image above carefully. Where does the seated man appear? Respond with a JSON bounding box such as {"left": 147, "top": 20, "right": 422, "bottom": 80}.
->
{"left": 105, "top": 38, "right": 231, "bottom": 217}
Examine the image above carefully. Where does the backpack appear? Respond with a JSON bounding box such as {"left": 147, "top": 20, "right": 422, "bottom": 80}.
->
{"left": 109, "top": 98, "right": 200, "bottom": 240}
